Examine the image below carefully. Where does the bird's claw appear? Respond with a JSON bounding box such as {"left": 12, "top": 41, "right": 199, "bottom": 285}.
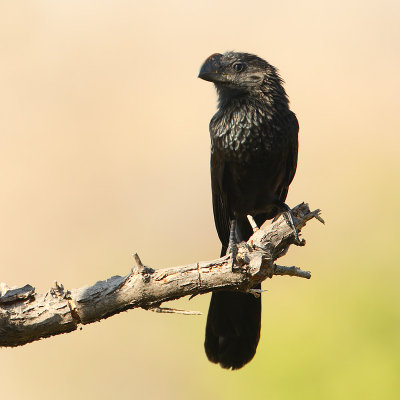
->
{"left": 290, "top": 221, "right": 305, "bottom": 246}
{"left": 291, "top": 225, "right": 303, "bottom": 246}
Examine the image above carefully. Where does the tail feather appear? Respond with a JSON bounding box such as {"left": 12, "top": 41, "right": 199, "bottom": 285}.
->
{"left": 204, "top": 215, "right": 267, "bottom": 369}
{"left": 204, "top": 286, "right": 261, "bottom": 369}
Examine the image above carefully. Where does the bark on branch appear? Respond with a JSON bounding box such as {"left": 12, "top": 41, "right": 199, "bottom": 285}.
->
{"left": 0, "top": 202, "right": 323, "bottom": 347}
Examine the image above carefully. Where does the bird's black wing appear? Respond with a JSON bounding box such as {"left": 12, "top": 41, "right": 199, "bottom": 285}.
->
{"left": 277, "top": 111, "right": 299, "bottom": 202}
{"left": 210, "top": 150, "right": 231, "bottom": 253}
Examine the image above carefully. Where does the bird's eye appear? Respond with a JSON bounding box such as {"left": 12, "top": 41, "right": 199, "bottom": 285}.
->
{"left": 232, "top": 62, "right": 246, "bottom": 72}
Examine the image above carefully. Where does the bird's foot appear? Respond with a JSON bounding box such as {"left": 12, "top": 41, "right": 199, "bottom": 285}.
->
{"left": 227, "top": 241, "right": 238, "bottom": 271}
{"left": 282, "top": 209, "right": 305, "bottom": 246}
{"left": 274, "top": 202, "right": 305, "bottom": 246}
{"left": 227, "top": 219, "right": 239, "bottom": 271}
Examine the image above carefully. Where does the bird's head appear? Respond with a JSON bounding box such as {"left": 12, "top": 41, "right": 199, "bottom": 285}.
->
{"left": 198, "top": 52, "right": 273, "bottom": 94}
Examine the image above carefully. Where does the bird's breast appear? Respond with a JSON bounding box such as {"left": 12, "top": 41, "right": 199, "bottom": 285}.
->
{"left": 210, "top": 105, "right": 281, "bottom": 164}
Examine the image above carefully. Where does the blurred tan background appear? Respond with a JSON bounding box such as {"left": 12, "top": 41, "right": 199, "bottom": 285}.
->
{"left": 1, "top": 0, "right": 399, "bottom": 399}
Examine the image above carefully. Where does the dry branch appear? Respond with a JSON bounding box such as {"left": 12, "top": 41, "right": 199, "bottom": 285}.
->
{"left": 0, "top": 202, "right": 323, "bottom": 347}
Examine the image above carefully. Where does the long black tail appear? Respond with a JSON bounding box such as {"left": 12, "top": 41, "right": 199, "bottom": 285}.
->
{"left": 204, "top": 216, "right": 266, "bottom": 369}
{"left": 204, "top": 284, "right": 261, "bottom": 369}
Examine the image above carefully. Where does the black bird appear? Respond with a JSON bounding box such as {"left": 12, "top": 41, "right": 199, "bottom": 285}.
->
{"left": 198, "top": 52, "right": 299, "bottom": 369}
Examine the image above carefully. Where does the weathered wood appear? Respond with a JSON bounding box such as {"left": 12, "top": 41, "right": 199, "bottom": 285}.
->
{"left": 0, "top": 202, "right": 323, "bottom": 347}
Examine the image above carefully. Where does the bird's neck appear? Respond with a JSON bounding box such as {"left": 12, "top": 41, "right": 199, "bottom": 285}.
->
{"left": 216, "top": 86, "right": 257, "bottom": 109}
{"left": 216, "top": 84, "right": 289, "bottom": 114}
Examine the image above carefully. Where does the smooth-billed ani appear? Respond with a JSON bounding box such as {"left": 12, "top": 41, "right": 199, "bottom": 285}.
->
{"left": 198, "top": 52, "right": 299, "bottom": 369}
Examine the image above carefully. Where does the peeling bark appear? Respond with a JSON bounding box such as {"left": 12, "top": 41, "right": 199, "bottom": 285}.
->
{"left": 0, "top": 202, "right": 323, "bottom": 347}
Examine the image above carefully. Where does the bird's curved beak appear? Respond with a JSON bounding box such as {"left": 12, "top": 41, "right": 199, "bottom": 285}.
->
{"left": 198, "top": 53, "right": 225, "bottom": 83}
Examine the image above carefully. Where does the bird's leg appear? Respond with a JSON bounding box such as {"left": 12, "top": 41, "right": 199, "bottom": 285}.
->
{"left": 227, "top": 219, "right": 238, "bottom": 270}
{"left": 247, "top": 215, "right": 259, "bottom": 233}
{"left": 274, "top": 201, "right": 303, "bottom": 245}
